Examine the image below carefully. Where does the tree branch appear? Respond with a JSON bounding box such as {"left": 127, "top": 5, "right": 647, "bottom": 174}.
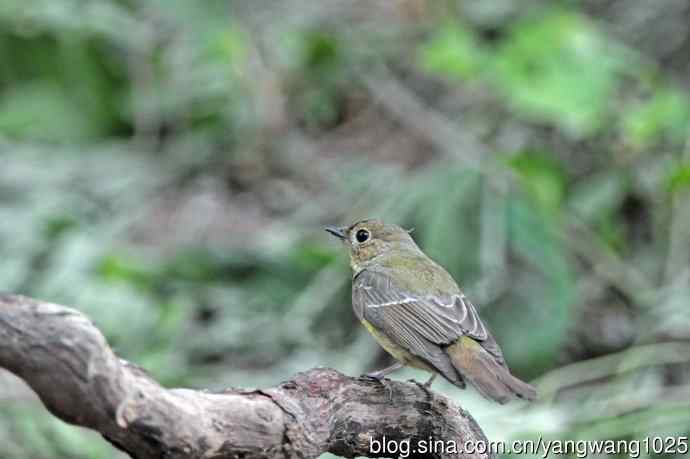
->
{"left": 0, "top": 294, "right": 491, "bottom": 459}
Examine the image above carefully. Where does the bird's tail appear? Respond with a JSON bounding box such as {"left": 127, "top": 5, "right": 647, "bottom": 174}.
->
{"left": 447, "top": 337, "right": 537, "bottom": 404}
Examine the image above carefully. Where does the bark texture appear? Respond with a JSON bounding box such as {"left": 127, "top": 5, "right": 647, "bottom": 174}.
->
{"left": 0, "top": 294, "right": 492, "bottom": 459}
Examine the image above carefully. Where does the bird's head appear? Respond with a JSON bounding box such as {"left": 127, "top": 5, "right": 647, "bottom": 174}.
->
{"left": 326, "top": 219, "right": 417, "bottom": 271}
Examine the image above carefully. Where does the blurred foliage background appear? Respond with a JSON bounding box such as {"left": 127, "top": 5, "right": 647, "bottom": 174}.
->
{"left": 1, "top": 1, "right": 690, "bottom": 458}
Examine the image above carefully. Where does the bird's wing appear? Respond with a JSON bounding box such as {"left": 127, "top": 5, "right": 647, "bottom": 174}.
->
{"left": 353, "top": 269, "right": 505, "bottom": 365}
{"left": 459, "top": 296, "right": 506, "bottom": 365}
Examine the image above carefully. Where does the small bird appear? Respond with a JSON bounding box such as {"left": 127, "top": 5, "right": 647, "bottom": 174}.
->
{"left": 326, "top": 219, "right": 536, "bottom": 404}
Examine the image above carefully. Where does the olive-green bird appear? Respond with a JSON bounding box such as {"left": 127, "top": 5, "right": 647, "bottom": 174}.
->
{"left": 326, "top": 219, "right": 536, "bottom": 404}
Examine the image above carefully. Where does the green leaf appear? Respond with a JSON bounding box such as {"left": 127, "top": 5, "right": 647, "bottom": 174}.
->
{"left": 0, "top": 80, "right": 101, "bottom": 142}
{"left": 622, "top": 88, "right": 690, "bottom": 149}
{"left": 508, "top": 151, "right": 567, "bottom": 214}
{"left": 667, "top": 163, "right": 690, "bottom": 194}
{"left": 497, "top": 196, "right": 575, "bottom": 373}
{"left": 413, "top": 168, "right": 481, "bottom": 275}
{"left": 493, "top": 11, "right": 623, "bottom": 136}
{"left": 302, "top": 31, "right": 340, "bottom": 71}
{"left": 419, "top": 22, "right": 485, "bottom": 80}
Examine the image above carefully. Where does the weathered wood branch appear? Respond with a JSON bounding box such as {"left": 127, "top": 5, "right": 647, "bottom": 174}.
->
{"left": 0, "top": 294, "right": 491, "bottom": 459}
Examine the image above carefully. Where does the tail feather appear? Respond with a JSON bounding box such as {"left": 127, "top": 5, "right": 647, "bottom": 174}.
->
{"left": 447, "top": 337, "right": 537, "bottom": 404}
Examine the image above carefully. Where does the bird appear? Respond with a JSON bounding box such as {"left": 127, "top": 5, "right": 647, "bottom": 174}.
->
{"left": 326, "top": 218, "right": 536, "bottom": 404}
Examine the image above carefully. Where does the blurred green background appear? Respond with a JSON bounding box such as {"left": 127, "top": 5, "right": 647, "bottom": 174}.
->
{"left": 1, "top": 1, "right": 690, "bottom": 458}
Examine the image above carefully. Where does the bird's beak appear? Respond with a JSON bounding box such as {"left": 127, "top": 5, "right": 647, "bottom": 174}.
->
{"left": 325, "top": 225, "right": 346, "bottom": 240}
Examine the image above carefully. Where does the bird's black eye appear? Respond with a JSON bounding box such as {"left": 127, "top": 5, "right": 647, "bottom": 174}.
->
{"left": 355, "top": 229, "right": 370, "bottom": 243}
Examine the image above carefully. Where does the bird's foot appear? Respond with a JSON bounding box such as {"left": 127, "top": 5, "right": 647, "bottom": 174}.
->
{"left": 360, "top": 374, "right": 394, "bottom": 402}
{"left": 364, "top": 370, "right": 386, "bottom": 380}
{"left": 423, "top": 373, "right": 437, "bottom": 389}
{"left": 407, "top": 377, "right": 434, "bottom": 399}
{"left": 363, "top": 362, "right": 404, "bottom": 381}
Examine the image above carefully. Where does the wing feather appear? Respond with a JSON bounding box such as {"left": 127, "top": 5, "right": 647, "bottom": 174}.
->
{"left": 352, "top": 269, "right": 505, "bottom": 366}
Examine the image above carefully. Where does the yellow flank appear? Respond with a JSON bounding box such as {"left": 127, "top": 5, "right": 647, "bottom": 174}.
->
{"left": 361, "top": 319, "right": 435, "bottom": 372}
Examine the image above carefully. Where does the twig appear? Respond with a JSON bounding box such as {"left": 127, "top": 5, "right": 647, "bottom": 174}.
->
{"left": 360, "top": 69, "right": 487, "bottom": 169}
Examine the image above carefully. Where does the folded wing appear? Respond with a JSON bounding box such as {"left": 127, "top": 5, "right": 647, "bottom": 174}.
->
{"left": 352, "top": 269, "right": 506, "bottom": 374}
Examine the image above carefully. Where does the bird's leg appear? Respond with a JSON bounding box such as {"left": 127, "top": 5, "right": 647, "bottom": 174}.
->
{"left": 423, "top": 372, "right": 437, "bottom": 388}
{"left": 406, "top": 372, "right": 436, "bottom": 387}
{"left": 407, "top": 372, "right": 437, "bottom": 399}
{"left": 364, "top": 361, "right": 404, "bottom": 380}
{"left": 360, "top": 362, "right": 404, "bottom": 403}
